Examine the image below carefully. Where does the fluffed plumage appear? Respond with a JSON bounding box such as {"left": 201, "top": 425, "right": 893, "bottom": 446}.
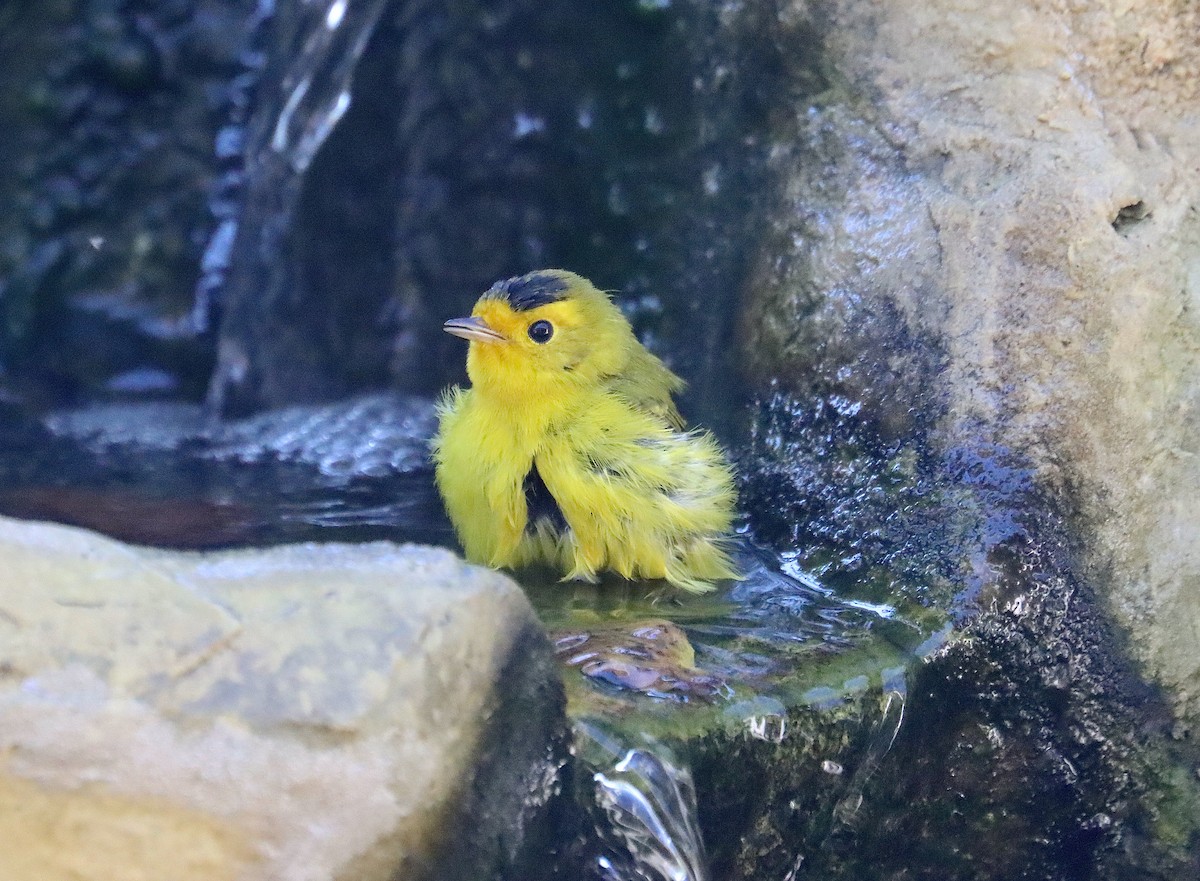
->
{"left": 432, "top": 269, "right": 737, "bottom": 592}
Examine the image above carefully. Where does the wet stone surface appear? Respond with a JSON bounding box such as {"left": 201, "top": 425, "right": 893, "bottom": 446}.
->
{"left": 1, "top": 0, "right": 788, "bottom": 420}
{"left": 0, "top": 0, "right": 251, "bottom": 401}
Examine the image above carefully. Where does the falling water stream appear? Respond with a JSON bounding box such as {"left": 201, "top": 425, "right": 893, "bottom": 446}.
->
{"left": 199, "top": 0, "right": 388, "bottom": 411}
{"left": 579, "top": 723, "right": 711, "bottom": 881}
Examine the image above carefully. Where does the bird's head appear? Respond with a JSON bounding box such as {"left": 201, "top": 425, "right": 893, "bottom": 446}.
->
{"left": 444, "top": 270, "right": 635, "bottom": 399}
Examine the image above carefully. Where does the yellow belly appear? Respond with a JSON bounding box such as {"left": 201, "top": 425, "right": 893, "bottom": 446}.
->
{"left": 433, "top": 385, "right": 738, "bottom": 593}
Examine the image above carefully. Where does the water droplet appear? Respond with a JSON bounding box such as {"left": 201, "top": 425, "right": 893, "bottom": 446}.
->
{"left": 644, "top": 106, "right": 665, "bottom": 135}
{"left": 577, "top": 98, "right": 596, "bottom": 130}
{"left": 215, "top": 125, "right": 244, "bottom": 160}
{"left": 512, "top": 112, "right": 546, "bottom": 139}
{"left": 201, "top": 220, "right": 238, "bottom": 274}
{"left": 326, "top": 0, "right": 347, "bottom": 30}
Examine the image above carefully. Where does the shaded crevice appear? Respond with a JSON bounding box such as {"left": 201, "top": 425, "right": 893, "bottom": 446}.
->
{"left": 1112, "top": 200, "right": 1150, "bottom": 233}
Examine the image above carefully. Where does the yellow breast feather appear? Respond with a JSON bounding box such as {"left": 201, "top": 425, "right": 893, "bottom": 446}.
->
{"left": 432, "top": 269, "right": 737, "bottom": 592}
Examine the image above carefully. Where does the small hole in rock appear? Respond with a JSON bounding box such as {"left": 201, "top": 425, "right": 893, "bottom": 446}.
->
{"left": 1112, "top": 200, "right": 1149, "bottom": 232}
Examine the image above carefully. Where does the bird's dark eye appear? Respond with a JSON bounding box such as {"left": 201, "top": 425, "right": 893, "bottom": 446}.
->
{"left": 528, "top": 319, "right": 554, "bottom": 344}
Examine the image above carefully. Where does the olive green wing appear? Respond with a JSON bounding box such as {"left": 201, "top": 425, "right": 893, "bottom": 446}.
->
{"left": 606, "top": 346, "right": 687, "bottom": 430}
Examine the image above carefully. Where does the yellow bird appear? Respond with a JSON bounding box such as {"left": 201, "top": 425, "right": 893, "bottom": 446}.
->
{"left": 432, "top": 269, "right": 738, "bottom": 593}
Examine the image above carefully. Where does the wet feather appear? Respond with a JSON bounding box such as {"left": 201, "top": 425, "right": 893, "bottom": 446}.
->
{"left": 432, "top": 269, "right": 738, "bottom": 592}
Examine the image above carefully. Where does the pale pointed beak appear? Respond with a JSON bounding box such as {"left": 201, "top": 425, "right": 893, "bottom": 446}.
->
{"left": 443, "top": 316, "right": 506, "bottom": 343}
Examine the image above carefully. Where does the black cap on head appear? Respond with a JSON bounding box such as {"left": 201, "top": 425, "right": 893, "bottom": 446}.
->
{"left": 485, "top": 271, "right": 569, "bottom": 312}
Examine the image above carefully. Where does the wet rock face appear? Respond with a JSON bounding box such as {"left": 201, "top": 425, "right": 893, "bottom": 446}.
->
{"left": 0, "top": 0, "right": 249, "bottom": 401}
{"left": 679, "top": 533, "right": 1199, "bottom": 881}
{"left": 0, "top": 1, "right": 789, "bottom": 415}
{"left": 730, "top": 0, "right": 1200, "bottom": 873}
{"left": 739, "top": 106, "right": 949, "bottom": 443}
{"left": 738, "top": 389, "right": 961, "bottom": 608}
{"left": 725, "top": 389, "right": 1198, "bottom": 876}
{"left": 0, "top": 518, "right": 568, "bottom": 881}
{"left": 739, "top": 0, "right": 1200, "bottom": 728}
{"left": 811, "top": 539, "right": 1194, "bottom": 881}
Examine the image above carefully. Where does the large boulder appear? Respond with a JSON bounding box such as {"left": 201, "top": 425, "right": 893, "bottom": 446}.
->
{"left": 740, "top": 0, "right": 1200, "bottom": 729}
{"left": 0, "top": 516, "right": 567, "bottom": 881}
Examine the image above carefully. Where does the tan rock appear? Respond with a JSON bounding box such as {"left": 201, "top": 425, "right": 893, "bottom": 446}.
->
{"left": 741, "top": 1, "right": 1200, "bottom": 722}
{"left": 0, "top": 516, "right": 564, "bottom": 881}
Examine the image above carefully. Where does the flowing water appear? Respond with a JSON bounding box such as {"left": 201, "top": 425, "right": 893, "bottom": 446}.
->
{"left": 579, "top": 723, "right": 711, "bottom": 881}
{"left": 198, "top": 0, "right": 389, "bottom": 313}
{"left": 199, "top": 0, "right": 389, "bottom": 411}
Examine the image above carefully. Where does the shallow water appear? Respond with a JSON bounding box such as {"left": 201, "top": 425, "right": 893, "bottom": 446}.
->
{"left": 0, "top": 392, "right": 957, "bottom": 879}
{"left": 4, "top": 395, "right": 947, "bottom": 708}
{"left": 0, "top": 395, "right": 449, "bottom": 549}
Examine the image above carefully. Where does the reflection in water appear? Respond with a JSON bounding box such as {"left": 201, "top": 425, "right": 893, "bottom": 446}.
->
{"left": 0, "top": 484, "right": 258, "bottom": 550}
{"left": 554, "top": 621, "right": 730, "bottom": 703}
{"left": 528, "top": 537, "right": 936, "bottom": 717}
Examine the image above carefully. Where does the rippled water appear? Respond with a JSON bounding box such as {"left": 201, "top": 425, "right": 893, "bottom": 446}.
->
{"left": 0, "top": 395, "right": 449, "bottom": 549}
{"left": 0, "top": 392, "right": 954, "bottom": 877}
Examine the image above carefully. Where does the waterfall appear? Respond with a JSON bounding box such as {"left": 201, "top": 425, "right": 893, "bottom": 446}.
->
{"left": 577, "top": 722, "right": 710, "bottom": 881}
{"left": 198, "top": 0, "right": 388, "bottom": 413}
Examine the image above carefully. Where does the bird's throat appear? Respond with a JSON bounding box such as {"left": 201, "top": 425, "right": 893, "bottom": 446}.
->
{"left": 469, "top": 353, "right": 578, "bottom": 434}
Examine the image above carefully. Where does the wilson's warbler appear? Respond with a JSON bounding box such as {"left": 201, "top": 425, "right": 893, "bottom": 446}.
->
{"left": 432, "top": 269, "right": 738, "bottom": 592}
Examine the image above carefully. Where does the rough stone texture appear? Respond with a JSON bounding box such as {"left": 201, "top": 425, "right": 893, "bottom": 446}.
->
{"left": 0, "top": 516, "right": 567, "bottom": 881}
{"left": 740, "top": 0, "right": 1200, "bottom": 727}
{"left": 0, "top": 0, "right": 249, "bottom": 400}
